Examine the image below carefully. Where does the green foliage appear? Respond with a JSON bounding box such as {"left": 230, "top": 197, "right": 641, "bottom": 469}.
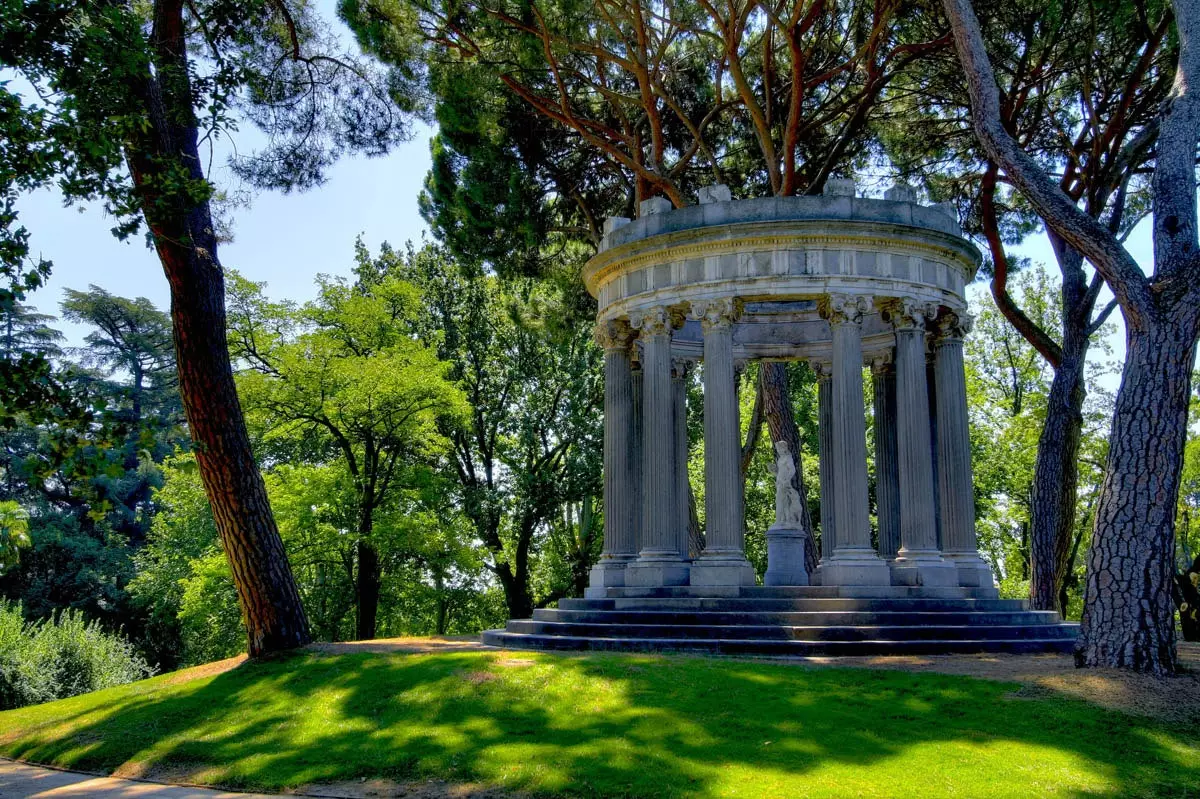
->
{"left": 0, "top": 501, "right": 28, "bottom": 573}
{"left": 0, "top": 600, "right": 152, "bottom": 710}
{"left": 964, "top": 268, "right": 1115, "bottom": 615}
{"left": 372, "top": 241, "right": 603, "bottom": 616}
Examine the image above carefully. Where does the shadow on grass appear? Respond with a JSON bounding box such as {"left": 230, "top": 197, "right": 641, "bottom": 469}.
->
{"left": 0, "top": 648, "right": 1196, "bottom": 798}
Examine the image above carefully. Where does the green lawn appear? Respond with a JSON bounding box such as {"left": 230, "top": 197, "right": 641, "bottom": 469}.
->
{"left": 0, "top": 649, "right": 1196, "bottom": 798}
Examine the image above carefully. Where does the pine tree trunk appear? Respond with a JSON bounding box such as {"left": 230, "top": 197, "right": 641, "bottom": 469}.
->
{"left": 160, "top": 241, "right": 312, "bottom": 656}
{"left": 123, "top": 0, "right": 311, "bottom": 657}
{"left": 1076, "top": 319, "right": 1196, "bottom": 674}
{"left": 1028, "top": 348, "right": 1087, "bottom": 612}
{"left": 760, "top": 362, "right": 818, "bottom": 573}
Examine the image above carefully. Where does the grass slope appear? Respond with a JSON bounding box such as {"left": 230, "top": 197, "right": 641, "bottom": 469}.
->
{"left": 0, "top": 649, "right": 1196, "bottom": 798}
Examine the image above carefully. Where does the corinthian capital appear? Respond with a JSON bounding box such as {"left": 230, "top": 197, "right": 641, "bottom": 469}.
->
{"left": 933, "top": 309, "right": 975, "bottom": 341}
{"left": 593, "top": 318, "right": 635, "bottom": 352}
{"left": 629, "top": 304, "right": 685, "bottom": 336}
{"left": 882, "top": 297, "right": 940, "bottom": 331}
{"left": 690, "top": 297, "right": 742, "bottom": 333}
{"left": 820, "top": 293, "right": 872, "bottom": 326}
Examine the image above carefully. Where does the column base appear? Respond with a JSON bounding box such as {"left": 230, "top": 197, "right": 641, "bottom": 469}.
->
{"left": 764, "top": 526, "right": 809, "bottom": 586}
{"left": 690, "top": 552, "right": 756, "bottom": 587}
{"left": 626, "top": 557, "right": 691, "bottom": 587}
{"left": 943, "top": 551, "right": 999, "bottom": 595}
{"left": 889, "top": 551, "right": 959, "bottom": 587}
{"left": 821, "top": 548, "right": 891, "bottom": 586}
{"left": 586, "top": 557, "right": 634, "bottom": 597}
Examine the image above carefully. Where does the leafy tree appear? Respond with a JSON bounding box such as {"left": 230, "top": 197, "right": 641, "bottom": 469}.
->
{"left": 1175, "top": 372, "right": 1200, "bottom": 640}
{"left": 887, "top": 0, "right": 1170, "bottom": 615}
{"left": 229, "top": 271, "right": 467, "bottom": 639}
{"left": 0, "top": 501, "right": 28, "bottom": 574}
{"left": 942, "top": 0, "right": 1199, "bottom": 673}
{"left": 340, "top": 0, "right": 952, "bottom": 545}
{"left": 964, "top": 267, "right": 1114, "bottom": 614}
{"left": 2, "top": 0, "right": 414, "bottom": 656}
{"left": 372, "top": 242, "right": 603, "bottom": 619}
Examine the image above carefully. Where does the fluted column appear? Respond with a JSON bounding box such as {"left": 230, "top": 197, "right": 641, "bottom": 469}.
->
{"left": 870, "top": 356, "right": 901, "bottom": 560}
{"left": 690, "top": 299, "right": 755, "bottom": 586}
{"left": 587, "top": 320, "right": 637, "bottom": 595}
{"left": 626, "top": 305, "right": 690, "bottom": 587}
{"left": 819, "top": 294, "right": 890, "bottom": 586}
{"left": 812, "top": 360, "right": 836, "bottom": 562}
{"left": 588, "top": 319, "right": 639, "bottom": 594}
{"left": 672, "top": 358, "right": 691, "bottom": 559}
{"left": 631, "top": 354, "right": 644, "bottom": 555}
{"left": 888, "top": 300, "right": 957, "bottom": 586}
{"left": 934, "top": 311, "right": 997, "bottom": 591}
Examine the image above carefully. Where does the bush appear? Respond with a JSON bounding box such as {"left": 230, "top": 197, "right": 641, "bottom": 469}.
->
{"left": 0, "top": 602, "right": 154, "bottom": 710}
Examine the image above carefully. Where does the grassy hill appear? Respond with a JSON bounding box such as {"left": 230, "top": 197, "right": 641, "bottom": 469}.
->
{"left": 0, "top": 647, "right": 1196, "bottom": 797}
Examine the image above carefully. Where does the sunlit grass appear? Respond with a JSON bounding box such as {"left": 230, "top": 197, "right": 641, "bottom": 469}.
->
{"left": 0, "top": 649, "right": 1195, "bottom": 797}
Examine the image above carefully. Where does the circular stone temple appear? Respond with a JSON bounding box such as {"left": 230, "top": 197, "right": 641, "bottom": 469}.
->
{"left": 585, "top": 181, "right": 996, "bottom": 597}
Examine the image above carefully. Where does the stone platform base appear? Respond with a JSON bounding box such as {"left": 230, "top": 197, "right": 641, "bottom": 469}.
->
{"left": 483, "top": 586, "right": 1076, "bottom": 656}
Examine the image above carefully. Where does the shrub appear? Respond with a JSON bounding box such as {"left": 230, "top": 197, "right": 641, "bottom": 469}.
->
{"left": 0, "top": 601, "right": 154, "bottom": 710}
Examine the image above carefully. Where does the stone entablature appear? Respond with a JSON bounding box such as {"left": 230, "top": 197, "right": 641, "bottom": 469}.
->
{"left": 585, "top": 197, "right": 981, "bottom": 360}
{"left": 586, "top": 183, "right": 997, "bottom": 596}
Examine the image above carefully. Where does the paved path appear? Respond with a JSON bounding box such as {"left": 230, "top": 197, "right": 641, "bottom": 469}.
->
{"left": 0, "top": 759, "right": 278, "bottom": 798}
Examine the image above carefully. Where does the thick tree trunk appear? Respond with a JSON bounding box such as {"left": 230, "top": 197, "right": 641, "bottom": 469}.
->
{"left": 125, "top": 0, "right": 311, "bottom": 657}
{"left": 1076, "top": 320, "right": 1196, "bottom": 674}
{"left": 760, "top": 362, "right": 818, "bottom": 573}
{"left": 167, "top": 254, "right": 311, "bottom": 655}
{"left": 1029, "top": 349, "right": 1087, "bottom": 612}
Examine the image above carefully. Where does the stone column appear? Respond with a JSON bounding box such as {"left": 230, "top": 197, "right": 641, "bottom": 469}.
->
{"left": 631, "top": 353, "right": 644, "bottom": 555}
{"left": 672, "top": 358, "right": 691, "bottom": 559}
{"left": 627, "top": 305, "right": 690, "bottom": 586}
{"left": 812, "top": 360, "right": 836, "bottom": 562}
{"left": 819, "top": 294, "right": 890, "bottom": 586}
{"left": 888, "top": 300, "right": 957, "bottom": 587}
{"left": 588, "top": 319, "right": 638, "bottom": 594}
{"left": 870, "top": 355, "right": 901, "bottom": 560}
{"left": 690, "top": 299, "right": 755, "bottom": 586}
{"left": 933, "top": 311, "right": 997, "bottom": 591}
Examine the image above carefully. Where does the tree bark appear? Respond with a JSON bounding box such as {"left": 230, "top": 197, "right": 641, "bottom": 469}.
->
{"left": 942, "top": 0, "right": 1200, "bottom": 675}
{"left": 123, "top": 0, "right": 311, "bottom": 657}
{"left": 355, "top": 538, "right": 381, "bottom": 640}
{"left": 760, "top": 362, "right": 818, "bottom": 573}
{"left": 1028, "top": 348, "right": 1087, "bottom": 612}
{"left": 1075, "top": 321, "right": 1196, "bottom": 673}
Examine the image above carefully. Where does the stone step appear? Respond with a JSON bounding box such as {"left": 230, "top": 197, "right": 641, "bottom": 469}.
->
{"left": 506, "top": 620, "right": 1079, "bottom": 641}
{"left": 482, "top": 630, "right": 1077, "bottom": 656}
{"left": 588, "top": 585, "right": 1002, "bottom": 600}
{"left": 557, "top": 597, "right": 1031, "bottom": 613}
{"left": 533, "top": 609, "right": 1063, "bottom": 626}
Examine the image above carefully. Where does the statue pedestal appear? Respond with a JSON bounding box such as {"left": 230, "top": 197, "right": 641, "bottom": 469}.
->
{"left": 764, "top": 525, "right": 809, "bottom": 586}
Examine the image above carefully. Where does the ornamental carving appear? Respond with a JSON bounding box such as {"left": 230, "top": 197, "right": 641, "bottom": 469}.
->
{"left": 593, "top": 318, "right": 635, "bottom": 351}
{"left": 881, "top": 297, "right": 940, "bottom": 331}
{"left": 690, "top": 297, "right": 742, "bottom": 332}
{"left": 629, "top": 304, "right": 685, "bottom": 336}
{"left": 808, "top": 359, "right": 833, "bottom": 381}
{"left": 933, "top": 310, "right": 975, "bottom": 341}
{"left": 819, "top": 293, "right": 872, "bottom": 326}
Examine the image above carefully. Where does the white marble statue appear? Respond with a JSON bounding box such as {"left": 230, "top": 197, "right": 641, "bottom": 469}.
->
{"left": 768, "top": 440, "right": 805, "bottom": 528}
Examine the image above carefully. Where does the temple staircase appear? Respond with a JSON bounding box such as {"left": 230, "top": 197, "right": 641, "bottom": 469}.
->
{"left": 482, "top": 586, "right": 1078, "bottom": 656}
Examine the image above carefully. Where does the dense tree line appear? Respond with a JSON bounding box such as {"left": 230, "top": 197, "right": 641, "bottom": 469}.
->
{"left": 0, "top": 0, "right": 1196, "bottom": 677}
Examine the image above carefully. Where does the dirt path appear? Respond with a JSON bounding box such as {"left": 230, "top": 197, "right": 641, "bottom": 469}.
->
{"left": 0, "top": 758, "right": 277, "bottom": 798}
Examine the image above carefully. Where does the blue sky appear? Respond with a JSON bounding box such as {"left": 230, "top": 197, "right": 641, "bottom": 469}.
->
{"left": 18, "top": 121, "right": 435, "bottom": 344}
